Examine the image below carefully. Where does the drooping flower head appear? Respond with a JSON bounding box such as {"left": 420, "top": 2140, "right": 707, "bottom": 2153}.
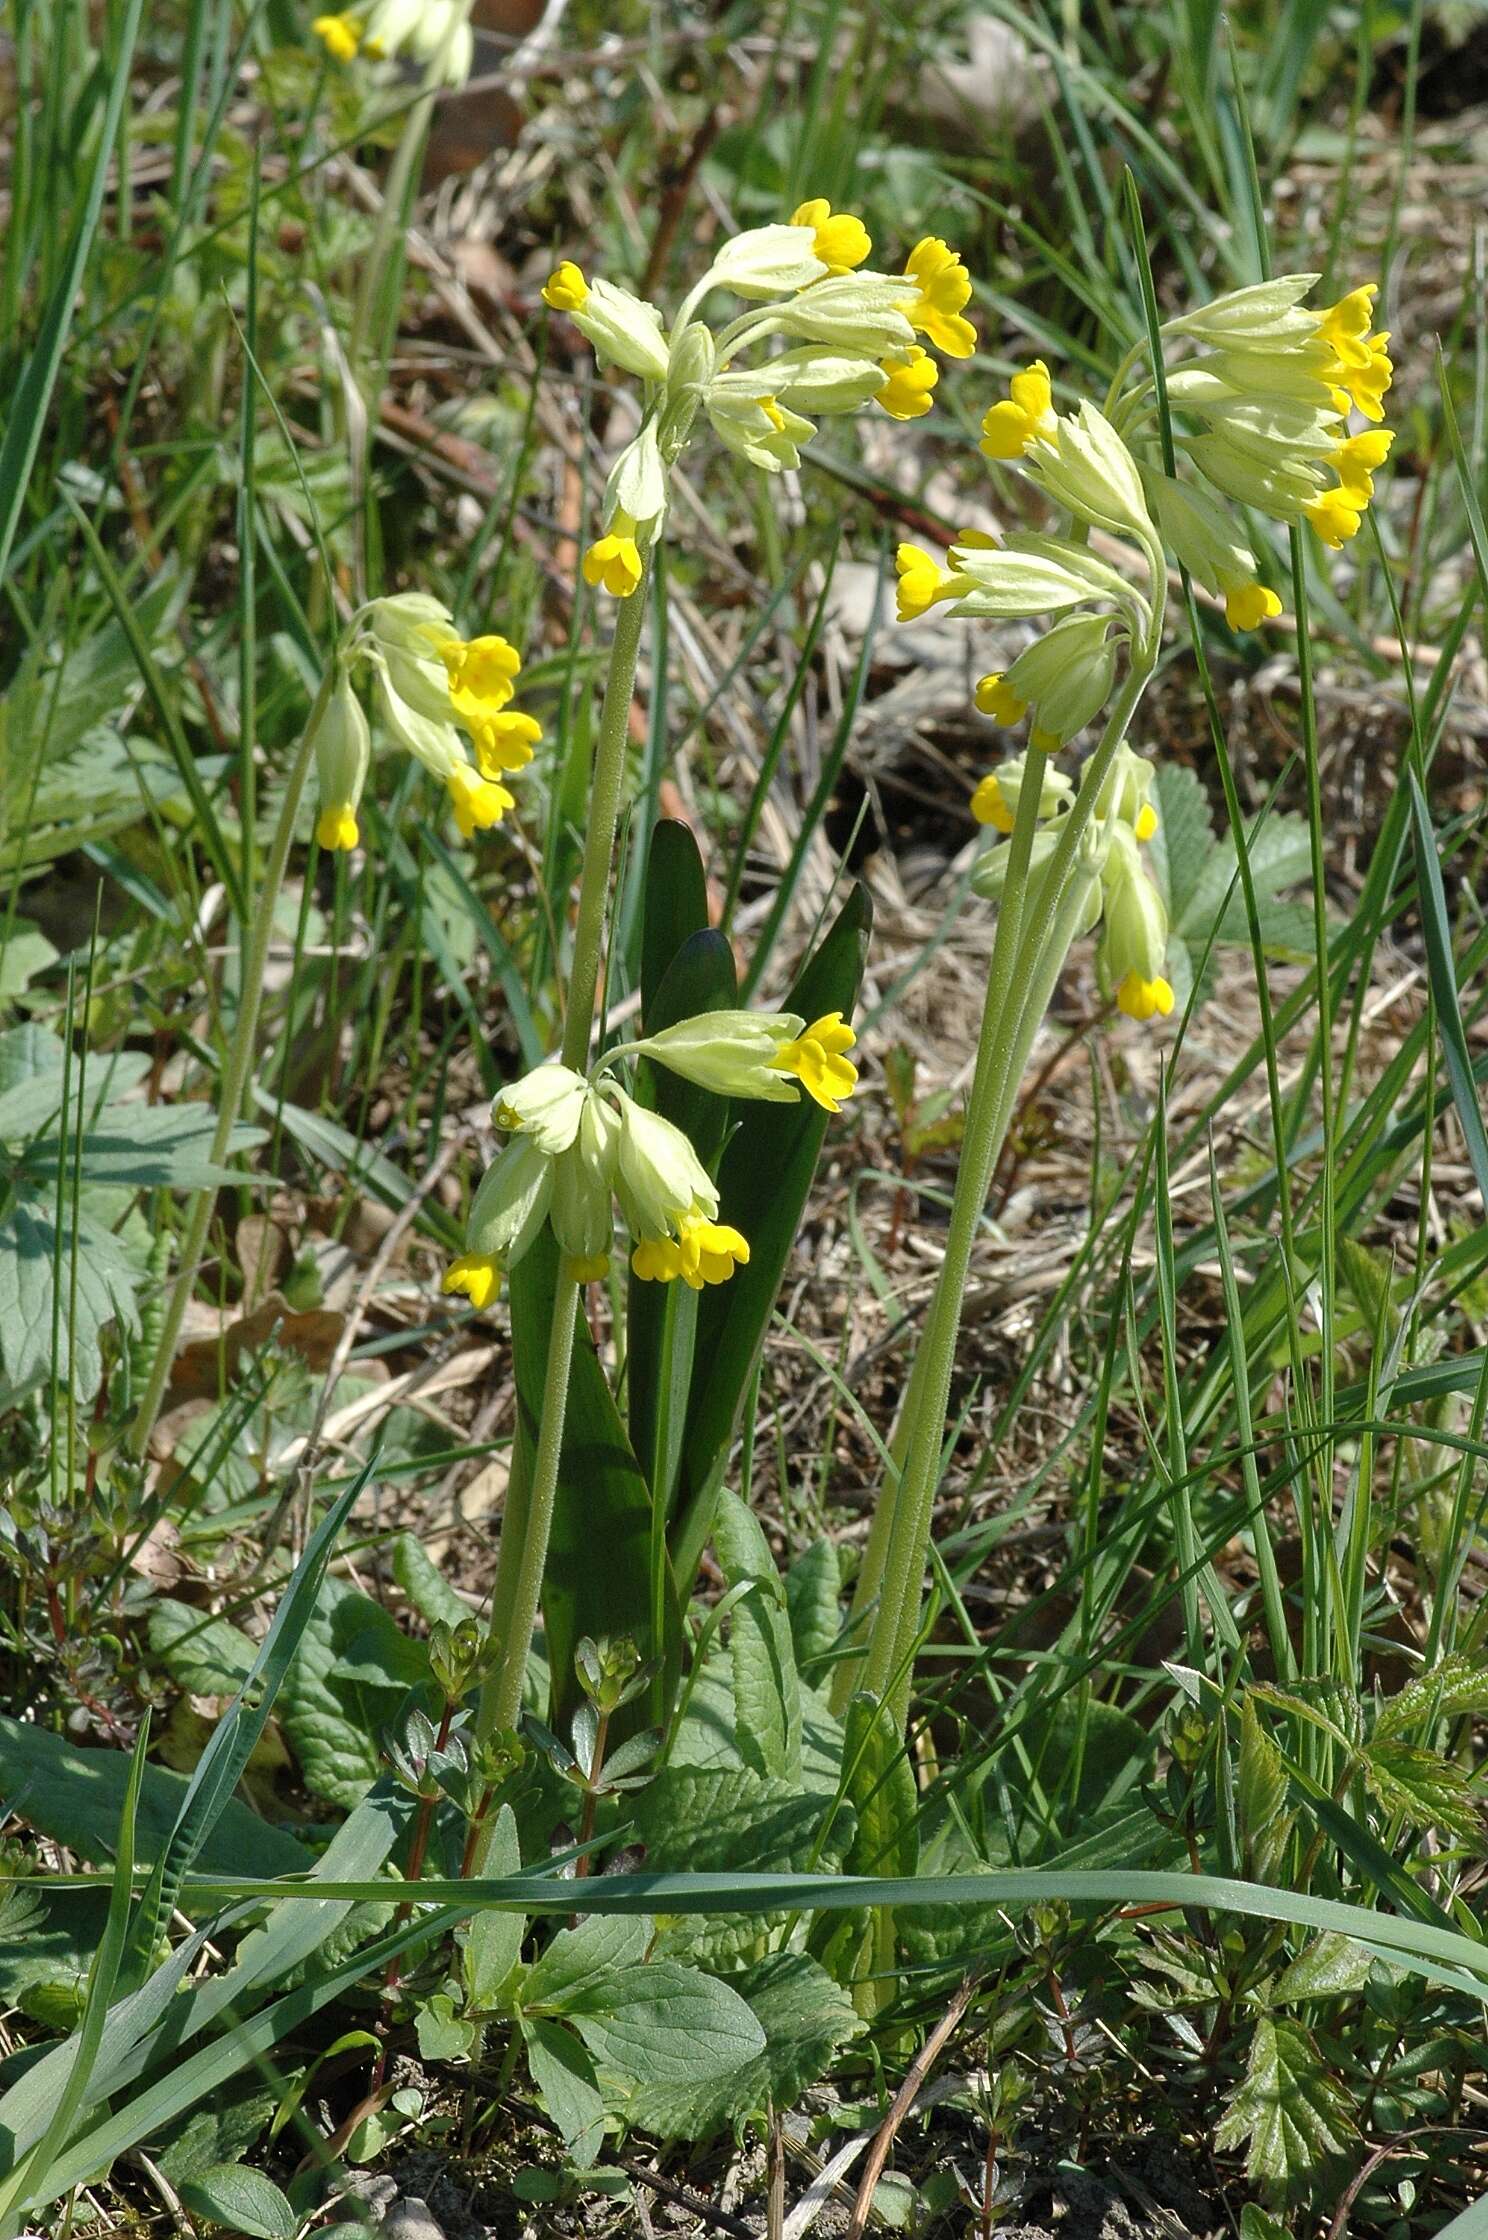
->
{"left": 313, "top": 0, "right": 475, "bottom": 86}
{"left": 311, "top": 593, "right": 541, "bottom": 852}
{"left": 537, "top": 205, "right": 979, "bottom": 594}
{"left": 441, "top": 1006, "right": 861, "bottom": 1307}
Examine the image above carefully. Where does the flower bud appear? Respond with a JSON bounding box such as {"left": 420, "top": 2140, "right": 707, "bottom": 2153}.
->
{"left": 1001, "top": 613, "right": 1121, "bottom": 745}
{"left": 569, "top": 277, "right": 671, "bottom": 382}
{"left": 313, "top": 670, "right": 372, "bottom": 851}
{"left": 493, "top": 1065, "right": 592, "bottom": 1155}
{"left": 1024, "top": 402, "right": 1154, "bottom": 542}
{"left": 551, "top": 1096, "right": 618, "bottom": 1265}
{"left": 970, "top": 754, "right": 1074, "bottom": 832}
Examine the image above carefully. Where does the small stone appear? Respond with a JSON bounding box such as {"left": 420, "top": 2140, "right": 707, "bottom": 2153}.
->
{"left": 381, "top": 2200, "right": 447, "bottom": 2240}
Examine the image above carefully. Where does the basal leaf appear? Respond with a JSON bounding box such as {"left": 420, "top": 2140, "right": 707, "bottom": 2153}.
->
{"left": 178, "top": 2163, "right": 297, "bottom": 2240}
{"left": 565, "top": 1960, "right": 765, "bottom": 2088}
{"left": 714, "top": 1490, "right": 800, "bottom": 1782}
{"left": 524, "top": 2018, "right": 605, "bottom": 2167}
{"left": 1215, "top": 2017, "right": 1356, "bottom": 2201}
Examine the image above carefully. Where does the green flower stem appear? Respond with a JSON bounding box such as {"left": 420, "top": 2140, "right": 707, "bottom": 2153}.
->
{"left": 126, "top": 673, "right": 334, "bottom": 1463}
{"left": 840, "top": 665, "right": 1152, "bottom": 1723}
{"left": 470, "top": 568, "right": 652, "bottom": 1772}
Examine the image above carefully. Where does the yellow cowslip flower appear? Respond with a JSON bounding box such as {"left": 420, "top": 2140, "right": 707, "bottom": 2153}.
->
{"left": 542, "top": 260, "right": 589, "bottom": 313}
{"left": 1134, "top": 803, "right": 1158, "bottom": 843}
{"left": 971, "top": 774, "right": 1015, "bottom": 832}
{"left": 900, "top": 238, "right": 977, "bottom": 359}
{"left": 633, "top": 1215, "right": 751, "bottom": 1290}
{"left": 769, "top": 1012, "right": 859, "bottom": 1112}
{"left": 1117, "top": 971, "right": 1175, "bottom": 1022}
{"left": 1318, "top": 285, "right": 1393, "bottom": 421}
{"left": 978, "top": 362, "right": 1057, "bottom": 460}
{"left": 443, "top": 1253, "right": 501, "bottom": 1309}
{"left": 313, "top": 672, "right": 372, "bottom": 853}
{"left": 1305, "top": 486, "right": 1366, "bottom": 549}
{"left": 566, "top": 1251, "right": 611, "bottom": 1283}
{"left": 313, "top": 11, "right": 361, "bottom": 59}
{"left": 876, "top": 346, "right": 939, "bottom": 421}
{"left": 469, "top": 709, "right": 542, "bottom": 779}
{"left": 440, "top": 631, "right": 520, "bottom": 710}
{"left": 317, "top": 803, "right": 360, "bottom": 850}
{"left": 1224, "top": 582, "right": 1283, "bottom": 630}
{"left": 447, "top": 766, "right": 514, "bottom": 837}
{"left": 974, "top": 673, "right": 1029, "bottom": 725}
{"left": 1332, "top": 427, "right": 1394, "bottom": 502}
{"left": 895, "top": 543, "right": 956, "bottom": 622}
{"left": 583, "top": 531, "right": 644, "bottom": 599}
{"left": 791, "top": 198, "right": 872, "bottom": 274}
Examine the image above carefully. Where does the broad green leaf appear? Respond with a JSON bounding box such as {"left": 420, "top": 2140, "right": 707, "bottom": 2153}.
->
{"left": 842, "top": 1695, "right": 918, "bottom": 1882}
{"left": 391, "top": 1532, "right": 467, "bottom": 1630}
{"left": 617, "top": 1951, "right": 862, "bottom": 2140}
{"left": 672, "top": 883, "right": 871, "bottom": 1593}
{"left": 276, "top": 1574, "right": 421, "bottom": 1809}
{"left": 0, "top": 1200, "right": 141, "bottom": 1401}
{"left": 156, "top": 2087, "right": 280, "bottom": 2187}
{"left": 565, "top": 1961, "right": 765, "bottom": 2087}
{"left": 148, "top": 1601, "right": 257, "bottom": 1697}
{"left": 0, "top": 922, "right": 57, "bottom": 996}
{"left": 413, "top": 1994, "right": 477, "bottom": 2063}
{"left": 521, "top": 1913, "right": 650, "bottom": 2010}
{"left": 640, "top": 819, "right": 711, "bottom": 1027}
{"left": 1215, "top": 2017, "right": 1356, "bottom": 2200}
{"left": 784, "top": 1538, "right": 842, "bottom": 1676}
{"left": 178, "top": 2163, "right": 297, "bottom": 2240}
{"left": 523, "top": 2018, "right": 606, "bottom": 2168}
{"left": 634, "top": 1766, "right": 848, "bottom": 1967}
{"left": 0, "top": 1715, "right": 308, "bottom": 1877}
{"left": 714, "top": 1490, "right": 800, "bottom": 1781}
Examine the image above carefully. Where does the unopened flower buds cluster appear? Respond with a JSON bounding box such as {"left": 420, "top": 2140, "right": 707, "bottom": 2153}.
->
{"left": 972, "top": 743, "right": 1175, "bottom": 1022}
{"left": 540, "top": 200, "right": 977, "bottom": 597}
{"left": 442, "top": 1009, "right": 859, "bottom": 1309}
{"left": 312, "top": 593, "right": 541, "bottom": 852}
{"left": 313, "top": 0, "right": 475, "bottom": 86}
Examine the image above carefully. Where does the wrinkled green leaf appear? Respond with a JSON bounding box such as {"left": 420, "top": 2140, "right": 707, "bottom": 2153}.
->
{"left": 179, "top": 2162, "right": 297, "bottom": 2239}
{"left": 1215, "top": 2018, "right": 1355, "bottom": 2200}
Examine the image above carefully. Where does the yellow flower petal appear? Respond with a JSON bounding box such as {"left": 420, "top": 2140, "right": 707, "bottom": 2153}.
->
{"left": 901, "top": 237, "right": 977, "bottom": 359}
{"left": 1117, "top": 972, "right": 1174, "bottom": 1022}
{"left": 790, "top": 197, "right": 871, "bottom": 274}
{"left": 1223, "top": 582, "right": 1283, "bottom": 631}
{"left": 316, "top": 802, "right": 360, "bottom": 851}
{"left": 583, "top": 533, "right": 643, "bottom": 598}
{"left": 770, "top": 1011, "right": 858, "bottom": 1112}
{"left": 876, "top": 345, "right": 939, "bottom": 421}
{"left": 443, "top": 1253, "right": 501, "bottom": 1309}
{"left": 542, "top": 260, "right": 589, "bottom": 313}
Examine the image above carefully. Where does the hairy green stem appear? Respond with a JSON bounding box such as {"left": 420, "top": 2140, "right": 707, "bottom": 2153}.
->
{"left": 838, "top": 666, "right": 1152, "bottom": 1723}
{"left": 470, "top": 569, "right": 651, "bottom": 1776}
{"left": 126, "top": 674, "right": 333, "bottom": 1462}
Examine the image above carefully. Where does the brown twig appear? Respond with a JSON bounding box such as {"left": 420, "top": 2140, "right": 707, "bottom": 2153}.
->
{"left": 845, "top": 1972, "right": 979, "bottom": 2240}
{"left": 619, "top": 2158, "right": 760, "bottom": 2240}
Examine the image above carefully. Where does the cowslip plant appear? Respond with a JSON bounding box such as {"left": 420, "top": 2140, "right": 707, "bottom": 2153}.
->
{"left": 834, "top": 265, "right": 1394, "bottom": 1722}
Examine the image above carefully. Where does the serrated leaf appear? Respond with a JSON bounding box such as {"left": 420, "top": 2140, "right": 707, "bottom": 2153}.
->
{"left": 617, "top": 1951, "right": 864, "bottom": 2141}
{"left": 1238, "top": 1698, "right": 1292, "bottom": 1885}
{"left": 178, "top": 2162, "right": 297, "bottom": 2239}
{"left": 524, "top": 2017, "right": 606, "bottom": 2167}
{"left": 1146, "top": 761, "right": 1215, "bottom": 925}
{"left": 565, "top": 1960, "right": 765, "bottom": 2087}
{"left": 1273, "top": 1931, "right": 1379, "bottom": 2004}
{"left": 1215, "top": 2018, "right": 1355, "bottom": 2201}
{"left": 1363, "top": 1739, "right": 1482, "bottom": 1843}
{"left": 714, "top": 1490, "right": 800, "bottom": 1781}
{"left": 0, "top": 1198, "right": 140, "bottom": 1399}
{"left": 1375, "top": 1652, "right": 1488, "bottom": 1741}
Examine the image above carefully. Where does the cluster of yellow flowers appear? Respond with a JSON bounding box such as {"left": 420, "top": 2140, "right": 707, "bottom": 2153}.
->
{"left": 443, "top": 1010, "right": 859, "bottom": 1307}
{"left": 540, "top": 200, "right": 977, "bottom": 598}
{"left": 312, "top": 0, "right": 475, "bottom": 85}
{"left": 972, "top": 744, "right": 1174, "bottom": 1020}
{"left": 311, "top": 594, "right": 542, "bottom": 851}
{"left": 891, "top": 269, "right": 1394, "bottom": 1021}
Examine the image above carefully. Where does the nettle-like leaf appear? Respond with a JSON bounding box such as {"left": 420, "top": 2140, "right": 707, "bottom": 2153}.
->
{"left": 616, "top": 1952, "right": 864, "bottom": 2142}
{"left": 1238, "top": 1697, "right": 1293, "bottom": 1885}
{"left": 1362, "top": 1738, "right": 1482, "bottom": 1844}
{"left": 1273, "top": 1932, "right": 1380, "bottom": 2005}
{"left": 1147, "top": 761, "right": 1315, "bottom": 1011}
{"left": 1375, "top": 1652, "right": 1488, "bottom": 1741}
{"left": 1216, "top": 2017, "right": 1356, "bottom": 2201}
